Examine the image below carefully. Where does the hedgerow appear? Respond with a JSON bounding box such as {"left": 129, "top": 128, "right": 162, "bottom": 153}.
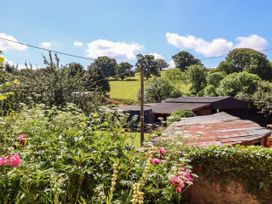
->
{"left": 184, "top": 145, "right": 272, "bottom": 197}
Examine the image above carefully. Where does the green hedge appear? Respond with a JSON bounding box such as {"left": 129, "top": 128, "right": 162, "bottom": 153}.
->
{"left": 184, "top": 145, "right": 272, "bottom": 195}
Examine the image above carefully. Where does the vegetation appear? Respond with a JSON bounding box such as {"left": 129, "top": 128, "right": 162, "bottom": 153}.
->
{"left": 172, "top": 51, "right": 202, "bottom": 71}
{"left": 0, "top": 105, "right": 194, "bottom": 203}
{"left": 136, "top": 54, "right": 160, "bottom": 79}
{"left": 218, "top": 48, "right": 272, "bottom": 80}
{"left": 167, "top": 110, "right": 195, "bottom": 125}
{"left": 187, "top": 65, "right": 207, "bottom": 95}
{"left": 185, "top": 145, "right": 272, "bottom": 201}
{"left": 144, "top": 77, "right": 181, "bottom": 103}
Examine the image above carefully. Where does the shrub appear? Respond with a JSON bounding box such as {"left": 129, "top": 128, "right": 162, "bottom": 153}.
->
{"left": 0, "top": 105, "right": 194, "bottom": 203}
{"left": 167, "top": 110, "right": 195, "bottom": 125}
{"left": 217, "top": 71, "right": 261, "bottom": 97}
{"left": 144, "top": 77, "right": 181, "bottom": 103}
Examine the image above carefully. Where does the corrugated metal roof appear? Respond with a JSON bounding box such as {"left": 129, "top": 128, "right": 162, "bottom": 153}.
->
{"left": 159, "top": 112, "right": 271, "bottom": 146}
{"left": 165, "top": 96, "right": 231, "bottom": 103}
{"left": 150, "top": 103, "right": 209, "bottom": 114}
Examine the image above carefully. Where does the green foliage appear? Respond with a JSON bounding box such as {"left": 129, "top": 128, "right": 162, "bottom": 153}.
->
{"left": 203, "top": 85, "right": 217, "bottom": 96}
{"left": 115, "top": 62, "right": 134, "bottom": 80}
{"left": 207, "top": 72, "right": 226, "bottom": 87}
{"left": 163, "top": 68, "right": 187, "bottom": 86}
{"left": 87, "top": 63, "right": 110, "bottom": 93}
{"left": 187, "top": 65, "right": 207, "bottom": 95}
{"left": 156, "top": 58, "right": 168, "bottom": 71}
{"left": 144, "top": 77, "right": 181, "bottom": 103}
{"left": 172, "top": 51, "right": 202, "bottom": 71}
{"left": 90, "top": 56, "right": 117, "bottom": 78}
{"left": 136, "top": 54, "right": 160, "bottom": 79}
{"left": 217, "top": 71, "right": 261, "bottom": 97}
{"left": 0, "top": 105, "right": 193, "bottom": 203}
{"left": 185, "top": 145, "right": 272, "bottom": 197}
{"left": 251, "top": 81, "right": 272, "bottom": 116}
{"left": 218, "top": 48, "right": 272, "bottom": 80}
{"left": 167, "top": 109, "right": 195, "bottom": 125}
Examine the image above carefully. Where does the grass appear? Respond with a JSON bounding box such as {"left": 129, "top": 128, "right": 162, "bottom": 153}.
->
{"left": 125, "top": 132, "right": 151, "bottom": 148}
{"left": 109, "top": 71, "right": 191, "bottom": 103}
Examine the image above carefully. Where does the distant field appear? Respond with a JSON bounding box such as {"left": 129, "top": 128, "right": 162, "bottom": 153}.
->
{"left": 109, "top": 71, "right": 191, "bottom": 103}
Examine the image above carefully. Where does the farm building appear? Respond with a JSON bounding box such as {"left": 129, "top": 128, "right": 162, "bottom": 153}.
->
{"left": 118, "top": 97, "right": 248, "bottom": 124}
{"left": 157, "top": 112, "right": 271, "bottom": 147}
{"left": 163, "top": 96, "right": 247, "bottom": 117}
{"left": 117, "top": 105, "right": 153, "bottom": 124}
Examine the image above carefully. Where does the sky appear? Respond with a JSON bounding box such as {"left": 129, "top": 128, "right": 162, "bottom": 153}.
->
{"left": 1, "top": 0, "right": 272, "bottom": 69}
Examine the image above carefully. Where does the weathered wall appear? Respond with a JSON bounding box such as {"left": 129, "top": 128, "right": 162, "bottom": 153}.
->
{"left": 184, "top": 176, "right": 271, "bottom": 204}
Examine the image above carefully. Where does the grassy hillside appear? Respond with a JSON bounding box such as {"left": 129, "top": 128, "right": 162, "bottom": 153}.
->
{"left": 109, "top": 71, "right": 191, "bottom": 103}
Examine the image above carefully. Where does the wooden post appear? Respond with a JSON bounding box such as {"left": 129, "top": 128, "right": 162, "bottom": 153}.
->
{"left": 140, "top": 65, "right": 144, "bottom": 146}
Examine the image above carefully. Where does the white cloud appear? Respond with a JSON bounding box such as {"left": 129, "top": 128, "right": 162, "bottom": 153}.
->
{"left": 40, "top": 42, "right": 51, "bottom": 49}
{"left": 235, "top": 34, "right": 268, "bottom": 50}
{"left": 86, "top": 39, "right": 143, "bottom": 60}
{"left": 168, "top": 59, "right": 175, "bottom": 68}
{"left": 166, "top": 32, "right": 268, "bottom": 57}
{"left": 0, "top": 33, "right": 27, "bottom": 51}
{"left": 149, "top": 52, "right": 164, "bottom": 59}
{"left": 73, "top": 41, "right": 84, "bottom": 47}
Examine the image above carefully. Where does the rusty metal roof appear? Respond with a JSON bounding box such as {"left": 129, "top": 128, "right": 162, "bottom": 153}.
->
{"left": 150, "top": 103, "right": 209, "bottom": 114}
{"left": 160, "top": 112, "right": 271, "bottom": 146}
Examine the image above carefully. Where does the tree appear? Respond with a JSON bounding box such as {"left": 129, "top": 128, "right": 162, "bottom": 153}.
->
{"left": 136, "top": 54, "right": 160, "bottom": 79}
{"left": 218, "top": 48, "right": 272, "bottom": 80}
{"left": 251, "top": 81, "right": 272, "bottom": 116}
{"left": 87, "top": 64, "right": 110, "bottom": 93}
{"left": 187, "top": 65, "right": 207, "bottom": 95}
{"left": 163, "top": 68, "right": 187, "bottom": 85}
{"left": 65, "top": 63, "right": 85, "bottom": 77}
{"left": 90, "top": 56, "right": 117, "bottom": 78}
{"left": 144, "top": 77, "right": 181, "bottom": 103}
{"left": 217, "top": 71, "right": 261, "bottom": 97}
{"left": 172, "top": 51, "right": 202, "bottom": 71}
{"left": 207, "top": 72, "right": 226, "bottom": 87}
{"left": 156, "top": 58, "right": 168, "bottom": 71}
{"left": 115, "top": 62, "right": 134, "bottom": 80}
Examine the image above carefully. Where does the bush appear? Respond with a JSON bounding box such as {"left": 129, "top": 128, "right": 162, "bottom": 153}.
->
{"left": 0, "top": 105, "right": 194, "bottom": 203}
{"left": 187, "top": 65, "right": 207, "bottom": 95}
{"left": 144, "top": 77, "right": 181, "bottom": 103}
{"left": 217, "top": 71, "right": 261, "bottom": 97}
{"left": 167, "top": 110, "right": 195, "bottom": 125}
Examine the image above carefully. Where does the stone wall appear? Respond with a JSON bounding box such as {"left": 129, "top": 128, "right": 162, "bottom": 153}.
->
{"left": 184, "top": 176, "right": 271, "bottom": 204}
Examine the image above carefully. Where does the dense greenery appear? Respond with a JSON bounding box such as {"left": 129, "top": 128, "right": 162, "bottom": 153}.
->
{"left": 172, "top": 51, "right": 202, "bottom": 71}
{"left": 187, "top": 65, "right": 207, "bottom": 95}
{"left": 185, "top": 145, "right": 272, "bottom": 200}
{"left": 167, "top": 110, "right": 195, "bottom": 125}
{"left": 144, "top": 77, "right": 181, "bottom": 103}
{"left": 136, "top": 54, "right": 161, "bottom": 79}
{"left": 0, "top": 105, "right": 194, "bottom": 203}
{"left": 218, "top": 48, "right": 272, "bottom": 80}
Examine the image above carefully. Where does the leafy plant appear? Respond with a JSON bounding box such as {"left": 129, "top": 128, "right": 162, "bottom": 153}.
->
{"left": 0, "top": 105, "right": 194, "bottom": 203}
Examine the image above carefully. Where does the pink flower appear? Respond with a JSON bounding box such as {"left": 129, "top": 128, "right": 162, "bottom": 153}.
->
{"left": 18, "top": 134, "right": 27, "bottom": 145}
{"left": 150, "top": 158, "right": 161, "bottom": 164}
{"left": 159, "top": 147, "right": 166, "bottom": 155}
{"left": 185, "top": 172, "right": 193, "bottom": 182}
{"left": 170, "top": 176, "right": 180, "bottom": 185}
{"left": 0, "top": 157, "right": 8, "bottom": 166}
{"left": 9, "top": 154, "right": 21, "bottom": 167}
{"left": 176, "top": 186, "right": 182, "bottom": 193}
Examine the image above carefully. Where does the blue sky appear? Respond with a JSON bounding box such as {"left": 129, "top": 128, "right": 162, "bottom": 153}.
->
{"left": 1, "top": 0, "right": 272, "bottom": 68}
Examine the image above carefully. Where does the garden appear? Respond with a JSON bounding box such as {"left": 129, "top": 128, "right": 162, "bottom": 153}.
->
{"left": 1, "top": 49, "right": 272, "bottom": 203}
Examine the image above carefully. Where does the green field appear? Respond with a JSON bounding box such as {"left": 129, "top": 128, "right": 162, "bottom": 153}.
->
{"left": 109, "top": 72, "right": 190, "bottom": 102}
